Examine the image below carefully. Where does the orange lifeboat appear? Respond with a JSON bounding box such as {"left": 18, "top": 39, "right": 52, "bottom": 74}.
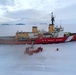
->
{"left": 24, "top": 46, "right": 43, "bottom": 55}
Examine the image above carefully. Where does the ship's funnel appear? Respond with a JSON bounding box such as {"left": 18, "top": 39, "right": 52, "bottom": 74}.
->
{"left": 32, "top": 26, "right": 38, "bottom": 33}
{"left": 48, "top": 24, "right": 54, "bottom": 32}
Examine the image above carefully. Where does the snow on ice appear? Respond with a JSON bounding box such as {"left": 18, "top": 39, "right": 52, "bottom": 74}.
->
{"left": 0, "top": 42, "right": 76, "bottom": 75}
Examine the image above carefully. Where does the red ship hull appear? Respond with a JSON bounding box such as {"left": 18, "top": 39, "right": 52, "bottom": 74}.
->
{"left": 0, "top": 34, "right": 76, "bottom": 44}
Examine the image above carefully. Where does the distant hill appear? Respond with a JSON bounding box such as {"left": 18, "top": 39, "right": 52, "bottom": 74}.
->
{"left": 16, "top": 23, "right": 25, "bottom": 25}
{"left": 1, "top": 24, "right": 10, "bottom": 25}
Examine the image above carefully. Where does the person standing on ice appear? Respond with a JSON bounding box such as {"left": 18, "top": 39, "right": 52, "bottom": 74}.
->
{"left": 56, "top": 48, "right": 59, "bottom": 51}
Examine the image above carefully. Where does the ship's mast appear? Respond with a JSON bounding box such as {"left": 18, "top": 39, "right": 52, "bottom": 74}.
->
{"left": 51, "top": 12, "right": 55, "bottom": 25}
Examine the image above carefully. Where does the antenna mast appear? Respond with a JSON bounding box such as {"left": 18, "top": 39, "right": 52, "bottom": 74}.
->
{"left": 51, "top": 12, "right": 55, "bottom": 25}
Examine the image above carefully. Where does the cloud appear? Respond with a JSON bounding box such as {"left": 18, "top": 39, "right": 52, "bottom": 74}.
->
{"left": 6, "top": 0, "right": 32, "bottom": 12}
{"left": 0, "top": 17, "right": 16, "bottom": 23}
{"left": 0, "top": 0, "right": 76, "bottom": 23}
{"left": 0, "top": 0, "right": 76, "bottom": 11}
{"left": 1, "top": 0, "right": 76, "bottom": 12}
{"left": 0, "top": 0, "right": 7, "bottom": 5}
{"left": 11, "top": 0, "right": 76, "bottom": 11}
{"left": 55, "top": 0, "right": 76, "bottom": 8}
{"left": 0, "top": 6, "right": 6, "bottom": 17}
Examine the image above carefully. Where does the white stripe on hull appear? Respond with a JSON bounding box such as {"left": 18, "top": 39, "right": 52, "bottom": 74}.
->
{"left": 65, "top": 36, "right": 73, "bottom": 42}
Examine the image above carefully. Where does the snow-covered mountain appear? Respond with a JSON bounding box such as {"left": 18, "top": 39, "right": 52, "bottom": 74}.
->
{"left": 3, "top": 9, "right": 49, "bottom": 25}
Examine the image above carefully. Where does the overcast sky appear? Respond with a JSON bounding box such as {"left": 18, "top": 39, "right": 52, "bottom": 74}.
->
{"left": 0, "top": 0, "right": 76, "bottom": 24}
